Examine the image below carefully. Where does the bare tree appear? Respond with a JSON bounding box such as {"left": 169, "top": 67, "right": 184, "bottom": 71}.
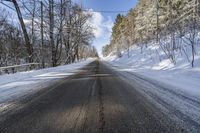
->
{"left": 3, "top": 0, "right": 33, "bottom": 65}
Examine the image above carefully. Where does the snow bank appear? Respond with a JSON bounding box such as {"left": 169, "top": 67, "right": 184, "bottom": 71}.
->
{"left": 103, "top": 44, "right": 200, "bottom": 98}
{"left": 103, "top": 46, "right": 200, "bottom": 131}
{"left": 0, "top": 59, "right": 94, "bottom": 112}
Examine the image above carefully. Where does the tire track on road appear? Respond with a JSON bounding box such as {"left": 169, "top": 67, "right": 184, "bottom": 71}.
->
{"left": 96, "top": 61, "right": 105, "bottom": 133}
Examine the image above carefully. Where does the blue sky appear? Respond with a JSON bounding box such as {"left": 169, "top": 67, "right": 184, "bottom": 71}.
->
{"left": 73, "top": 0, "right": 138, "bottom": 56}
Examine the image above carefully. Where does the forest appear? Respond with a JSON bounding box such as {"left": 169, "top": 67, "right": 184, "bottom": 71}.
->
{"left": 102, "top": 0, "right": 200, "bottom": 67}
{"left": 0, "top": 0, "right": 98, "bottom": 70}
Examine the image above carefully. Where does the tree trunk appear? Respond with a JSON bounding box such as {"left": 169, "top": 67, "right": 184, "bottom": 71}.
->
{"left": 41, "top": 1, "right": 45, "bottom": 68}
{"left": 49, "top": 0, "right": 56, "bottom": 67}
{"left": 12, "top": 0, "right": 33, "bottom": 65}
{"left": 191, "top": 44, "right": 195, "bottom": 67}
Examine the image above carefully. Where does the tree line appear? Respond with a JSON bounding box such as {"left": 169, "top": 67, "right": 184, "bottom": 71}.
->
{"left": 102, "top": 0, "right": 200, "bottom": 67}
{"left": 0, "top": 0, "right": 98, "bottom": 69}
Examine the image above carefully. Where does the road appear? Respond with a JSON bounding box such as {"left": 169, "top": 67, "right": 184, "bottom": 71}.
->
{"left": 0, "top": 60, "right": 188, "bottom": 133}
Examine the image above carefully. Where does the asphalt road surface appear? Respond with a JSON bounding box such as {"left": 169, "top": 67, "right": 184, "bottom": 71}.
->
{"left": 0, "top": 60, "right": 187, "bottom": 133}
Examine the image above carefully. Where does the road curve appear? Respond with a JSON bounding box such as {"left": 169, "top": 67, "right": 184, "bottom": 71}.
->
{"left": 0, "top": 60, "right": 186, "bottom": 133}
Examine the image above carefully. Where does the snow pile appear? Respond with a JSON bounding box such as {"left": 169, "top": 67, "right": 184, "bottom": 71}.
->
{"left": 103, "top": 44, "right": 200, "bottom": 98}
{"left": 104, "top": 45, "right": 200, "bottom": 131}
{"left": 0, "top": 59, "right": 94, "bottom": 112}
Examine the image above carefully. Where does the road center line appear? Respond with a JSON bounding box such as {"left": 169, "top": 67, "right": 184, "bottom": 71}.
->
{"left": 91, "top": 80, "right": 96, "bottom": 96}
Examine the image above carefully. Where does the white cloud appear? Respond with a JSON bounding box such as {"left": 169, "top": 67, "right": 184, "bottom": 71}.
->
{"left": 87, "top": 9, "right": 114, "bottom": 39}
{"left": 85, "top": 9, "right": 114, "bottom": 57}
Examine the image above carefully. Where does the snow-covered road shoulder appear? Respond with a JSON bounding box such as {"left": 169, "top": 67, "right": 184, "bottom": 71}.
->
{"left": 103, "top": 60, "right": 200, "bottom": 132}
{"left": 0, "top": 59, "right": 95, "bottom": 114}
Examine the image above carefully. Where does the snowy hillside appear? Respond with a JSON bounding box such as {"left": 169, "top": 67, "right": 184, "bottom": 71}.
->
{"left": 103, "top": 45, "right": 200, "bottom": 130}
{"left": 104, "top": 44, "right": 200, "bottom": 98}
